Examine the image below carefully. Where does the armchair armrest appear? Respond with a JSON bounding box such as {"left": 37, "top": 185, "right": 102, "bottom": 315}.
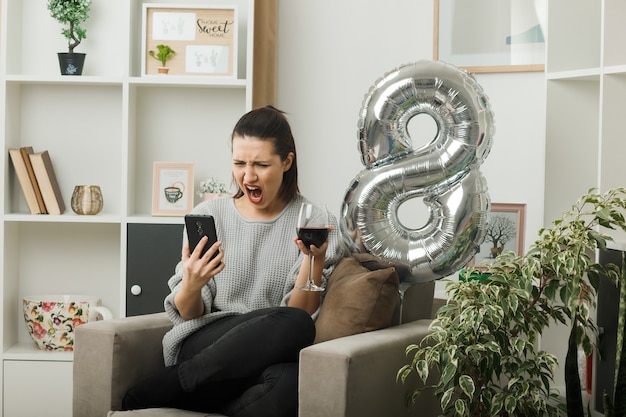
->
{"left": 299, "top": 319, "right": 440, "bottom": 417}
{"left": 73, "top": 312, "right": 173, "bottom": 417}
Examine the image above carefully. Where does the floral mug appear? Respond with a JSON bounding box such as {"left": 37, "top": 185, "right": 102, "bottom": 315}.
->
{"left": 23, "top": 295, "right": 113, "bottom": 351}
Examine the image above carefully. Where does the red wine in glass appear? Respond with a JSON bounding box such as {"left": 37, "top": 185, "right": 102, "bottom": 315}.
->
{"left": 297, "top": 227, "right": 330, "bottom": 248}
{"left": 296, "top": 203, "right": 329, "bottom": 291}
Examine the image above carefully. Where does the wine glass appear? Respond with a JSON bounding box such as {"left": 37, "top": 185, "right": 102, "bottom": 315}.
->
{"left": 296, "top": 202, "right": 330, "bottom": 291}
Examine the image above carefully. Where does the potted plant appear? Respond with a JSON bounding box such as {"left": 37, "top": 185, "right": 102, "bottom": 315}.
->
{"left": 197, "top": 177, "right": 229, "bottom": 201}
{"left": 149, "top": 44, "right": 176, "bottom": 74}
{"left": 399, "top": 187, "right": 626, "bottom": 417}
{"left": 48, "top": 0, "right": 91, "bottom": 75}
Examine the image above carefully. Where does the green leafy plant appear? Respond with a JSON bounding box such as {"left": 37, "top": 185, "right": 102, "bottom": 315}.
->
{"left": 399, "top": 187, "right": 626, "bottom": 417}
{"left": 47, "top": 0, "right": 91, "bottom": 53}
{"left": 149, "top": 44, "right": 176, "bottom": 67}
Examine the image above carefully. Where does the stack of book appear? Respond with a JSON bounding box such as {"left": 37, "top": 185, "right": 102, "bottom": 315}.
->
{"left": 8, "top": 146, "right": 66, "bottom": 215}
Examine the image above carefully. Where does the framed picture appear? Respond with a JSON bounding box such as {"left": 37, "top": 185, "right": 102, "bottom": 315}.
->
{"left": 152, "top": 162, "right": 194, "bottom": 216}
{"left": 434, "top": 0, "right": 545, "bottom": 73}
{"left": 142, "top": 4, "right": 237, "bottom": 77}
{"left": 473, "top": 203, "right": 526, "bottom": 266}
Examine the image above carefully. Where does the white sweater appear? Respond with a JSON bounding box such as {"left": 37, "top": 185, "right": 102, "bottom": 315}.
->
{"left": 162, "top": 194, "right": 346, "bottom": 366}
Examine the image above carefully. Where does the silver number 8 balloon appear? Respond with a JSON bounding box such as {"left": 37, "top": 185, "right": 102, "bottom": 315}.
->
{"left": 340, "top": 61, "right": 495, "bottom": 284}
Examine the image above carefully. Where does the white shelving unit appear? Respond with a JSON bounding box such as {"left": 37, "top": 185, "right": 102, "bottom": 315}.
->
{"left": 544, "top": 0, "right": 626, "bottom": 223}
{"left": 543, "top": 1, "right": 626, "bottom": 414}
{"left": 0, "top": 0, "right": 255, "bottom": 415}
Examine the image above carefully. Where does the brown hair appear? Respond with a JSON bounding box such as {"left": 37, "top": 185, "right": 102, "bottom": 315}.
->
{"left": 231, "top": 106, "right": 299, "bottom": 202}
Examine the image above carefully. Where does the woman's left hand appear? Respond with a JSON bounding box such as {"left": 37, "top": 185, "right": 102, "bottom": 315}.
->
{"left": 290, "top": 226, "right": 334, "bottom": 314}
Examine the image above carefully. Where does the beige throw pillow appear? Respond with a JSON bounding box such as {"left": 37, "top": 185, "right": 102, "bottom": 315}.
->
{"left": 314, "top": 254, "right": 400, "bottom": 343}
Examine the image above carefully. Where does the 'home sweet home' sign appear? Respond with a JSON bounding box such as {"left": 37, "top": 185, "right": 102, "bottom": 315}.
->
{"left": 142, "top": 5, "right": 237, "bottom": 77}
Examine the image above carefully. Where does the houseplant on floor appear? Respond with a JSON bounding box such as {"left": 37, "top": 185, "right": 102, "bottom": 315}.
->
{"left": 48, "top": 0, "right": 91, "bottom": 75}
{"left": 399, "top": 187, "right": 626, "bottom": 416}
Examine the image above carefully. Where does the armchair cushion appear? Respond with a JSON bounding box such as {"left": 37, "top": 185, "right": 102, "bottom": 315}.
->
{"left": 314, "top": 254, "right": 400, "bottom": 343}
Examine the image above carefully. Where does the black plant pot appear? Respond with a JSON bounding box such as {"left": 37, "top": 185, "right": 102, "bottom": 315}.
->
{"left": 57, "top": 52, "right": 86, "bottom": 76}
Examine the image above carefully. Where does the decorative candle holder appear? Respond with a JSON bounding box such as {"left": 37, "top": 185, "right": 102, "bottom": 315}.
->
{"left": 71, "top": 185, "right": 103, "bottom": 215}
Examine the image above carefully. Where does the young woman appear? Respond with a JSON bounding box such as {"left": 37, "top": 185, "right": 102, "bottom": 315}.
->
{"left": 122, "top": 106, "right": 346, "bottom": 417}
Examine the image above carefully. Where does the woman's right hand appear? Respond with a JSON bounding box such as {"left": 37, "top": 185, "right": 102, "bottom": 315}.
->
{"left": 175, "top": 237, "right": 225, "bottom": 320}
{"left": 182, "top": 236, "right": 225, "bottom": 291}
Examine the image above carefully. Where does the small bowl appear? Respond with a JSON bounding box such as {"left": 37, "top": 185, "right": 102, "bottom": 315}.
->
{"left": 23, "top": 295, "right": 112, "bottom": 351}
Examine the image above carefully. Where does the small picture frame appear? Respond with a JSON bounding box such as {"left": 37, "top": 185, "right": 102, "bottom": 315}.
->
{"left": 434, "top": 0, "right": 545, "bottom": 73}
{"left": 474, "top": 203, "right": 526, "bottom": 266}
{"left": 152, "top": 162, "right": 195, "bottom": 216}
{"left": 142, "top": 4, "right": 238, "bottom": 77}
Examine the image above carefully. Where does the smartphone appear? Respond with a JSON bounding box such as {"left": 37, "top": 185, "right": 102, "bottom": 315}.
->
{"left": 184, "top": 214, "right": 218, "bottom": 260}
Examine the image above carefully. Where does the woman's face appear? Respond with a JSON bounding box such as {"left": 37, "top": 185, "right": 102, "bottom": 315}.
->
{"left": 232, "top": 134, "right": 293, "bottom": 216}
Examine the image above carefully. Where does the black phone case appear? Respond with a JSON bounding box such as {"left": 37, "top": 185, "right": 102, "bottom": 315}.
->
{"left": 184, "top": 214, "right": 218, "bottom": 260}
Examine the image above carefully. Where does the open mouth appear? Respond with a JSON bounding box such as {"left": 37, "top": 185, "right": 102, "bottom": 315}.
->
{"left": 246, "top": 185, "right": 263, "bottom": 203}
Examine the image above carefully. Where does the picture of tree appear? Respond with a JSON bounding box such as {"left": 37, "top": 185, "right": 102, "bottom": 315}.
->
{"left": 483, "top": 213, "right": 516, "bottom": 258}
{"left": 475, "top": 203, "right": 526, "bottom": 263}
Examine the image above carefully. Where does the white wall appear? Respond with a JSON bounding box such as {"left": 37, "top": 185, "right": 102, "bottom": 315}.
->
{"left": 276, "top": 0, "right": 546, "bottom": 274}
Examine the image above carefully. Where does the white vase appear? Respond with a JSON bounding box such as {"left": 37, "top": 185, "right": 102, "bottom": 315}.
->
{"left": 202, "top": 193, "right": 229, "bottom": 201}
